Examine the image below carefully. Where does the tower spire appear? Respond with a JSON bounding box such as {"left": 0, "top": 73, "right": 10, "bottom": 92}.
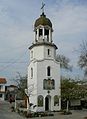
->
{"left": 41, "top": 2, "right": 45, "bottom": 14}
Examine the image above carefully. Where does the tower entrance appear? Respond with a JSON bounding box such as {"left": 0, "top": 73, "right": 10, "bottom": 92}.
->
{"left": 45, "top": 95, "right": 51, "bottom": 111}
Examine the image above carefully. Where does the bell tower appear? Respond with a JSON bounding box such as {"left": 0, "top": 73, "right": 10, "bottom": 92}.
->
{"left": 28, "top": 4, "right": 61, "bottom": 112}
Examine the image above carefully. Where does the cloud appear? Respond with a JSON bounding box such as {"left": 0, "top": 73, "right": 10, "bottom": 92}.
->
{"left": 0, "top": 0, "right": 87, "bottom": 82}
{"left": 48, "top": 2, "right": 87, "bottom": 61}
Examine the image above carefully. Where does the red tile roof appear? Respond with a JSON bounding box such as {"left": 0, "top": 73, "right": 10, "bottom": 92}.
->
{"left": 0, "top": 78, "right": 7, "bottom": 84}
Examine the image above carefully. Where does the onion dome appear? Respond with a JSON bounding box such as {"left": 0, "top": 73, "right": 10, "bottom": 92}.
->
{"left": 34, "top": 12, "right": 52, "bottom": 28}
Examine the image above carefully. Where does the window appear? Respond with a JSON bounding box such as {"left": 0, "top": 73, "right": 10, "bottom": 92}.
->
{"left": 52, "top": 79, "right": 55, "bottom": 89}
{"left": 31, "top": 68, "right": 33, "bottom": 78}
{"left": 54, "top": 95, "right": 59, "bottom": 106}
{"left": 43, "top": 79, "right": 55, "bottom": 90}
{"left": 43, "top": 79, "right": 47, "bottom": 89}
{"left": 48, "top": 49, "right": 50, "bottom": 56}
{"left": 48, "top": 79, "right": 52, "bottom": 90}
{"left": 37, "top": 95, "right": 43, "bottom": 107}
{"left": 39, "top": 29, "right": 42, "bottom": 36}
{"left": 31, "top": 51, "right": 33, "bottom": 58}
{"left": 47, "top": 66, "right": 51, "bottom": 76}
{"left": 45, "top": 29, "right": 49, "bottom": 35}
{"left": 0, "top": 94, "right": 2, "bottom": 97}
{"left": 45, "top": 29, "right": 49, "bottom": 41}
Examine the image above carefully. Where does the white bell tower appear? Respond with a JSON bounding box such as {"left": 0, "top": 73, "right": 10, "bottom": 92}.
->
{"left": 28, "top": 6, "right": 61, "bottom": 112}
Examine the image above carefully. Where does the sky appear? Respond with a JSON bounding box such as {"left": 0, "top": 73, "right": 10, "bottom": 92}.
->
{"left": 0, "top": 0, "right": 87, "bottom": 84}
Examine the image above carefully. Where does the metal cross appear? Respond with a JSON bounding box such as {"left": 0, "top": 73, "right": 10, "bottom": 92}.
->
{"left": 41, "top": 2, "right": 45, "bottom": 13}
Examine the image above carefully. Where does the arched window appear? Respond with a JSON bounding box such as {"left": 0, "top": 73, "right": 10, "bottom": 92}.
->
{"left": 54, "top": 95, "right": 59, "bottom": 106}
{"left": 47, "top": 66, "right": 51, "bottom": 76}
{"left": 37, "top": 95, "right": 43, "bottom": 107}
{"left": 31, "top": 68, "right": 33, "bottom": 78}
{"left": 43, "top": 79, "right": 47, "bottom": 89}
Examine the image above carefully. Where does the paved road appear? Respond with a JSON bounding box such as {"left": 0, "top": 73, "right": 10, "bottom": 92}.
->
{"left": 0, "top": 101, "right": 26, "bottom": 119}
{"left": 0, "top": 100, "right": 87, "bottom": 119}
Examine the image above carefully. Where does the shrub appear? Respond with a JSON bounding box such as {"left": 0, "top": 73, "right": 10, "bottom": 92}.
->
{"left": 84, "top": 117, "right": 87, "bottom": 119}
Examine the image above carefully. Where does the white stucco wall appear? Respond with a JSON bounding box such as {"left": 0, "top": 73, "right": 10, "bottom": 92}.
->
{"left": 28, "top": 59, "right": 61, "bottom": 112}
{"left": 30, "top": 45, "right": 56, "bottom": 61}
{"left": 0, "top": 85, "right": 5, "bottom": 101}
{"left": 28, "top": 42, "right": 61, "bottom": 112}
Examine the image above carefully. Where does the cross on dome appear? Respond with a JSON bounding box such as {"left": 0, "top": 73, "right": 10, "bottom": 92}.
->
{"left": 41, "top": 2, "right": 45, "bottom": 14}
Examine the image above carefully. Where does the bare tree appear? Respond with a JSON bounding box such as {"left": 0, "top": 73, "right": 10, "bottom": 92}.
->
{"left": 14, "top": 72, "right": 27, "bottom": 99}
{"left": 56, "top": 54, "right": 72, "bottom": 71}
{"left": 78, "top": 41, "right": 87, "bottom": 76}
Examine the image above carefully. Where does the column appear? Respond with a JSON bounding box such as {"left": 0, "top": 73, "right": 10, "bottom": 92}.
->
{"left": 34, "top": 32, "right": 36, "bottom": 43}
{"left": 50, "top": 29, "right": 52, "bottom": 42}
{"left": 37, "top": 29, "right": 39, "bottom": 41}
{"left": 43, "top": 27, "right": 44, "bottom": 40}
{"left": 49, "top": 29, "right": 51, "bottom": 42}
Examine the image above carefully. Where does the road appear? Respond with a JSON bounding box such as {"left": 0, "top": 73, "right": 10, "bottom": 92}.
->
{"left": 0, "top": 101, "right": 87, "bottom": 119}
{"left": 0, "top": 101, "right": 26, "bottom": 119}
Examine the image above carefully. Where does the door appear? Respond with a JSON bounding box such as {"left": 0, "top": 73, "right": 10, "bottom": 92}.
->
{"left": 45, "top": 95, "right": 51, "bottom": 111}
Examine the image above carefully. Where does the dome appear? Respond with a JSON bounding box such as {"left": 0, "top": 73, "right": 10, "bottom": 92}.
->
{"left": 34, "top": 12, "right": 52, "bottom": 28}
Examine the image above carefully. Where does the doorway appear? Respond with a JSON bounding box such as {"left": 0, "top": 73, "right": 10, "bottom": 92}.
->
{"left": 45, "top": 95, "right": 51, "bottom": 111}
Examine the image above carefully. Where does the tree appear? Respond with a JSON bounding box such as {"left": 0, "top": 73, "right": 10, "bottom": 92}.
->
{"left": 56, "top": 54, "right": 72, "bottom": 111}
{"left": 56, "top": 54, "right": 72, "bottom": 71}
{"left": 78, "top": 40, "right": 87, "bottom": 76}
{"left": 61, "top": 78, "right": 87, "bottom": 111}
{"left": 14, "top": 72, "right": 27, "bottom": 99}
{"left": 61, "top": 78, "right": 77, "bottom": 111}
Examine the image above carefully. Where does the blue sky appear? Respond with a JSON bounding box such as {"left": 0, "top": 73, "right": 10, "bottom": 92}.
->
{"left": 0, "top": 0, "right": 87, "bottom": 84}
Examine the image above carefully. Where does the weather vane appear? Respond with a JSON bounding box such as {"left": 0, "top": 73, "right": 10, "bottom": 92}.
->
{"left": 41, "top": 2, "right": 45, "bottom": 13}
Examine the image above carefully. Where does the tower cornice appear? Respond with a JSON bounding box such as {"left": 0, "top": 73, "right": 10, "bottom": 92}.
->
{"left": 29, "top": 42, "right": 58, "bottom": 50}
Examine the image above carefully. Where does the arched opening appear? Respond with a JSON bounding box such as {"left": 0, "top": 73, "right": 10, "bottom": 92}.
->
{"left": 37, "top": 95, "right": 43, "bottom": 107}
{"left": 45, "top": 95, "right": 51, "bottom": 111}
{"left": 44, "top": 28, "right": 49, "bottom": 41}
{"left": 54, "top": 95, "right": 59, "bottom": 106}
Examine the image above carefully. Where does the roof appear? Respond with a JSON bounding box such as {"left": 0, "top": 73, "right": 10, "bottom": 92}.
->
{"left": 0, "top": 78, "right": 7, "bottom": 84}
{"left": 7, "top": 85, "right": 17, "bottom": 88}
{"left": 34, "top": 12, "right": 52, "bottom": 28}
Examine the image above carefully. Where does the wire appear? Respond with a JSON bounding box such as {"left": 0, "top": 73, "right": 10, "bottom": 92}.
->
{"left": 0, "top": 48, "right": 29, "bottom": 72}
{"left": 0, "top": 61, "right": 28, "bottom": 63}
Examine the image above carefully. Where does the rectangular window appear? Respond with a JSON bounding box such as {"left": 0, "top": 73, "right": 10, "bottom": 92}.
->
{"left": 47, "top": 66, "right": 51, "bottom": 76}
{"left": 31, "top": 51, "right": 33, "bottom": 58}
{"left": 31, "top": 68, "right": 33, "bottom": 78}
{"left": 48, "top": 49, "right": 50, "bottom": 55}
{"left": 47, "top": 49, "right": 51, "bottom": 57}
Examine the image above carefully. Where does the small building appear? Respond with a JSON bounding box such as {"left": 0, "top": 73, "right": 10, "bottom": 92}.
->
{"left": 0, "top": 78, "right": 7, "bottom": 100}
{"left": 5, "top": 85, "right": 17, "bottom": 101}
